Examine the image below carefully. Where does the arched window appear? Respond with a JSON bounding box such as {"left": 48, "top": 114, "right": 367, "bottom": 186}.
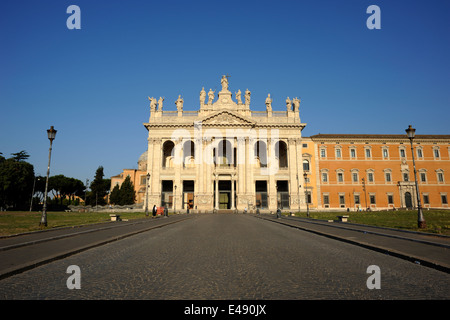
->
{"left": 275, "top": 140, "right": 288, "bottom": 168}
{"left": 217, "top": 139, "right": 233, "bottom": 166}
{"left": 303, "top": 159, "right": 310, "bottom": 171}
{"left": 183, "top": 140, "right": 195, "bottom": 168}
{"left": 162, "top": 140, "right": 175, "bottom": 168}
{"left": 254, "top": 140, "right": 267, "bottom": 167}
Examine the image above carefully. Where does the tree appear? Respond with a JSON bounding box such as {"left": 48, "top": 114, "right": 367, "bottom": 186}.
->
{"left": 109, "top": 184, "right": 120, "bottom": 205}
{"left": 118, "top": 176, "right": 135, "bottom": 205}
{"left": 0, "top": 151, "right": 34, "bottom": 210}
{"left": 88, "top": 166, "right": 110, "bottom": 206}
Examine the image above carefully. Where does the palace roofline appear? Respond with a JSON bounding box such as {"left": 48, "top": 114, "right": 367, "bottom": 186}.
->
{"left": 308, "top": 134, "right": 450, "bottom": 140}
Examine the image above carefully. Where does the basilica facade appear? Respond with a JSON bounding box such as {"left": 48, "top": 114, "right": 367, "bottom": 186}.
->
{"left": 111, "top": 76, "right": 450, "bottom": 212}
{"left": 142, "top": 76, "right": 307, "bottom": 212}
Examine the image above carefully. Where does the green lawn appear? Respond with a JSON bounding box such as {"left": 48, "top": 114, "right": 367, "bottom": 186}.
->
{"left": 0, "top": 211, "right": 149, "bottom": 236}
{"left": 290, "top": 209, "right": 450, "bottom": 235}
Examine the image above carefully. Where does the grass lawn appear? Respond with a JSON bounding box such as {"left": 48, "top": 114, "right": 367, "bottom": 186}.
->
{"left": 0, "top": 211, "right": 149, "bottom": 236}
{"left": 290, "top": 209, "right": 450, "bottom": 235}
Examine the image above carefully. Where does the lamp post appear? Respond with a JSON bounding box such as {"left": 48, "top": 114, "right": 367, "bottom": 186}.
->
{"left": 303, "top": 172, "right": 310, "bottom": 217}
{"left": 174, "top": 185, "right": 177, "bottom": 214}
{"left": 40, "top": 126, "right": 57, "bottom": 227}
{"left": 362, "top": 178, "right": 368, "bottom": 211}
{"left": 145, "top": 173, "right": 150, "bottom": 216}
{"left": 30, "top": 176, "right": 40, "bottom": 212}
{"left": 405, "top": 125, "right": 426, "bottom": 229}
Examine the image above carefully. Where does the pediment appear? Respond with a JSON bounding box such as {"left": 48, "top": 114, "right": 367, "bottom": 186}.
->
{"left": 199, "top": 110, "right": 255, "bottom": 126}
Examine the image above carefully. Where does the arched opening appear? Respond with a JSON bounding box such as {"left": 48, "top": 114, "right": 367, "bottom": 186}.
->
{"left": 162, "top": 140, "right": 175, "bottom": 168}
{"left": 183, "top": 140, "right": 195, "bottom": 168}
{"left": 216, "top": 139, "right": 234, "bottom": 167}
{"left": 254, "top": 140, "right": 267, "bottom": 167}
{"left": 405, "top": 192, "right": 413, "bottom": 208}
{"left": 275, "top": 140, "right": 288, "bottom": 168}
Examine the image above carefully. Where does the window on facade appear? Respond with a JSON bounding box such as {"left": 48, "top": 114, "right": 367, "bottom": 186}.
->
{"left": 365, "top": 149, "right": 371, "bottom": 158}
{"left": 370, "top": 195, "right": 376, "bottom": 205}
{"left": 417, "top": 148, "right": 423, "bottom": 158}
{"left": 323, "top": 195, "right": 329, "bottom": 205}
{"left": 322, "top": 173, "right": 328, "bottom": 183}
{"left": 350, "top": 149, "right": 356, "bottom": 158}
{"left": 383, "top": 149, "right": 389, "bottom": 158}
{"left": 320, "top": 148, "right": 326, "bottom": 158}
{"left": 442, "top": 195, "right": 448, "bottom": 205}
{"left": 368, "top": 172, "right": 374, "bottom": 182}
{"left": 434, "top": 149, "right": 440, "bottom": 158}
{"left": 336, "top": 148, "right": 341, "bottom": 158}
{"left": 339, "top": 195, "right": 345, "bottom": 205}
{"left": 438, "top": 172, "right": 444, "bottom": 182}
{"left": 387, "top": 194, "right": 394, "bottom": 204}
{"left": 420, "top": 172, "right": 426, "bottom": 182}
{"left": 303, "top": 159, "right": 310, "bottom": 171}
{"left": 403, "top": 173, "right": 409, "bottom": 182}
{"left": 385, "top": 172, "right": 391, "bottom": 182}
{"left": 337, "top": 173, "right": 343, "bottom": 182}
{"left": 423, "top": 194, "right": 429, "bottom": 204}
{"left": 352, "top": 173, "right": 358, "bottom": 182}
{"left": 400, "top": 149, "right": 406, "bottom": 158}
{"left": 354, "top": 194, "right": 360, "bottom": 204}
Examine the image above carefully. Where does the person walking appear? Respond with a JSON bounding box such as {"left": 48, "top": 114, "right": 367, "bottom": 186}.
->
{"left": 152, "top": 205, "right": 157, "bottom": 218}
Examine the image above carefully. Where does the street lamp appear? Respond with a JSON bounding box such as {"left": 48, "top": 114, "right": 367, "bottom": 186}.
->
{"left": 145, "top": 173, "right": 150, "bottom": 216}
{"left": 40, "top": 126, "right": 57, "bottom": 227}
{"left": 362, "top": 178, "right": 368, "bottom": 211}
{"left": 405, "top": 125, "right": 426, "bottom": 229}
{"left": 303, "top": 172, "right": 310, "bottom": 217}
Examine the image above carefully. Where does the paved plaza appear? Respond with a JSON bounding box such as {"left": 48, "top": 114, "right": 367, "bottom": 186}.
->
{"left": 0, "top": 214, "right": 449, "bottom": 300}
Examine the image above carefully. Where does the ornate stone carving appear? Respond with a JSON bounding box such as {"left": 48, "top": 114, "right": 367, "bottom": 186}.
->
{"left": 158, "top": 97, "right": 164, "bottom": 111}
{"left": 265, "top": 94, "right": 272, "bottom": 112}
{"left": 207, "top": 89, "right": 215, "bottom": 105}
{"left": 200, "top": 87, "right": 206, "bottom": 107}
{"left": 148, "top": 97, "right": 157, "bottom": 113}
{"left": 175, "top": 95, "right": 183, "bottom": 112}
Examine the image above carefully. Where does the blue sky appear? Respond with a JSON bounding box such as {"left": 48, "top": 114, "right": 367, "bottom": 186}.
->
{"left": 1, "top": 0, "right": 449, "bottom": 184}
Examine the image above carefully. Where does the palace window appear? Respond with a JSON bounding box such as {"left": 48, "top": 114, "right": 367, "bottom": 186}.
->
{"left": 303, "top": 159, "right": 310, "bottom": 171}
{"left": 434, "top": 147, "right": 440, "bottom": 159}
{"left": 365, "top": 148, "right": 371, "bottom": 158}
{"left": 350, "top": 148, "right": 356, "bottom": 158}
{"left": 436, "top": 170, "right": 445, "bottom": 183}
{"left": 423, "top": 193, "right": 430, "bottom": 205}
{"left": 387, "top": 194, "right": 394, "bottom": 204}
{"left": 382, "top": 148, "right": 389, "bottom": 158}
{"left": 323, "top": 194, "right": 330, "bottom": 205}
{"left": 400, "top": 148, "right": 406, "bottom": 158}
{"left": 335, "top": 147, "right": 342, "bottom": 159}
{"left": 417, "top": 148, "right": 423, "bottom": 159}
{"left": 370, "top": 194, "right": 376, "bottom": 205}
{"left": 441, "top": 194, "right": 448, "bottom": 205}
{"left": 320, "top": 148, "right": 327, "bottom": 158}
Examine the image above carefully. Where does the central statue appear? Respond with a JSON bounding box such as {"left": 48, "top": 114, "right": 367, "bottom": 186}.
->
{"left": 221, "top": 75, "right": 229, "bottom": 91}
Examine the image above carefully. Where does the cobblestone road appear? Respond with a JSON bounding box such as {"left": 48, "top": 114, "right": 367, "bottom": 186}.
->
{"left": 0, "top": 214, "right": 449, "bottom": 299}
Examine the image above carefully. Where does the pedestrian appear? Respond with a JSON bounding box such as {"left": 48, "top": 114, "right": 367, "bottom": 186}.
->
{"left": 152, "top": 205, "right": 157, "bottom": 217}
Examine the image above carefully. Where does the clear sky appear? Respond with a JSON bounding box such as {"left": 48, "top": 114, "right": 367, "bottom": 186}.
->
{"left": 1, "top": 0, "right": 449, "bottom": 184}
